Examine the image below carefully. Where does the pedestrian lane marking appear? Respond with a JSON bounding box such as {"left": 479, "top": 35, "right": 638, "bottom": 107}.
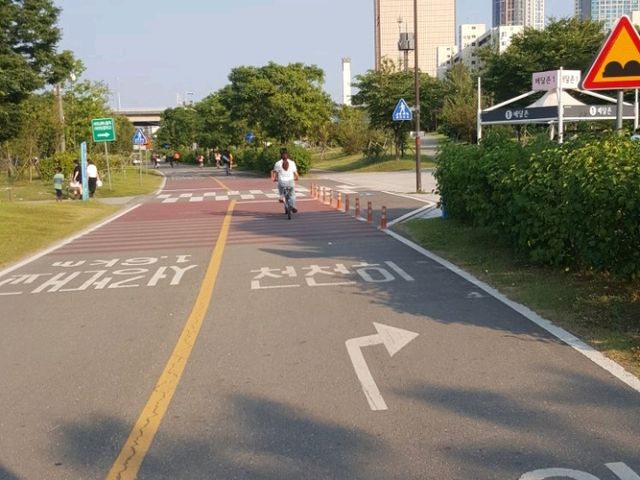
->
{"left": 159, "top": 189, "right": 307, "bottom": 203}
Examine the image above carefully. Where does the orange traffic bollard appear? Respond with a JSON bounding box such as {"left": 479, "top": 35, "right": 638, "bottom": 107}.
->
{"left": 345, "top": 195, "right": 350, "bottom": 214}
{"left": 322, "top": 187, "right": 326, "bottom": 204}
{"left": 337, "top": 192, "right": 342, "bottom": 210}
{"left": 329, "top": 189, "right": 333, "bottom": 207}
{"left": 355, "top": 197, "right": 360, "bottom": 218}
{"left": 367, "top": 201, "right": 373, "bottom": 223}
{"left": 380, "top": 206, "right": 387, "bottom": 229}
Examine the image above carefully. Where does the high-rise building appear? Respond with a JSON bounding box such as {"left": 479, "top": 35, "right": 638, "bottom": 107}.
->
{"left": 493, "top": 0, "right": 545, "bottom": 30}
{"left": 575, "top": 0, "right": 640, "bottom": 30}
{"left": 374, "top": 0, "right": 455, "bottom": 76}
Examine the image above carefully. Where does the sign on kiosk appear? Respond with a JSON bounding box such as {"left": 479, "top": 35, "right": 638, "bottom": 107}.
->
{"left": 532, "top": 70, "right": 581, "bottom": 91}
{"left": 582, "top": 15, "right": 640, "bottom": 90}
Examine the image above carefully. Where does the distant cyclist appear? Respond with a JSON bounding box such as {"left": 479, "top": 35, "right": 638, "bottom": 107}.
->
{"left": 271, "top": 148, "right": 299, "bottom": 213}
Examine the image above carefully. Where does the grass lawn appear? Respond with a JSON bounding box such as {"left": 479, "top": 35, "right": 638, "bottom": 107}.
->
{"left": 398, "top": 218, "right": 640, "bottom": 377}
{"left": 0, "top": 202, "right": 120, "bottom": 268}
{"left": 0, "top": 167, "right": 162, "bottom": 203}
{"left": 313, "top": 149, "right": 436, "bottom": 173}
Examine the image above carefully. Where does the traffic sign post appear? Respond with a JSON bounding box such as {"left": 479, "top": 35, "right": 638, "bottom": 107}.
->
{"left": 392, "top": 98, "right": 413, "bottom": 122}
{"left": 132, "top": 129, "right": 148, "bottom": 186}
{"left": 91, "top": 118, "right": 116, "bottom": 142}
{"left": 91, "top": 117, "right": 115, "bottom": 189}
{"left": 582, "top": 15, "right": 640, "bottom": 132}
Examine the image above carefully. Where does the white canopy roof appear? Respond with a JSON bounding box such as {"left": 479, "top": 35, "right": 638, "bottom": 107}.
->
{"left": 527, "top": 90, "right": 585, "bottom": 108}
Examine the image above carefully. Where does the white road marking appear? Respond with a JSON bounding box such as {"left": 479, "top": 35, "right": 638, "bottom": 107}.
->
{"left": 0, "top": 204, "right": 141, "bottom": 279}
{"left": 189, "top": 197, "right": 204, "bottom": 202}
{"left": 162, "top": 198, "right": 179, "bottom": 204}
{"left": 249, "top": 190, "right": 263, "bottom": 194}
{"left": 385, "top": 261, "right": 415, "bottom": 281}
{"left": 519, "top": 469, "right": 599, "bottom": 480}
{"left": 387, "top": 204, "right": 437, "bottom": 227}
{"left": 215, "top": 196, "right": 229, "bottom": 201}
{"left": 607, "top": 463, "right": 640, "bottom": 480}
{"left": 346, "top": 322, "right": 419, "bottom": 411}
{"left": 157, "top": 194, "right": 171, "bottom": 199}
{"left": 466, "top": 292, "right": 485, "bottom": 299}
{"left": 204, "top": 192, "right": 216, "bottom": 197}
{"left": 179, "top": 193, "right": 193, "bottom": 198}
{"left": 228, "top": 191, "right": 239, "bottom": 195}
{"left": 240, "top": 194, "right": 255, "bottom": 200}
{"left": 266, "top": 194, "right": 280, "bottom": 199}
{"left": 383, "top": 229, "right": 640, "bottom": 394}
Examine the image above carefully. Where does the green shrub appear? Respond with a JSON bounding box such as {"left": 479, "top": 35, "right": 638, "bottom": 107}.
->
{"left": 239, "top": 145, "right": 312, "bottom": 176}
{"left": 38, "top": 152, "right": 77, "bottom": 180}
{"left": 435, "top": 131, "right": 640, "bottom": 276}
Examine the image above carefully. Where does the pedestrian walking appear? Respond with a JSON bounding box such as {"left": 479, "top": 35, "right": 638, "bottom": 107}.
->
{"left": 166, "top": 153, "right": 173, "bottom": 168}
{"left": 53, "top": 167, "right": 64, "bottom": 202}
{"left": 87, "top": 160, "right": 101, "bottom": 198}
{"left": 151, "top": 152, "right": 159, "bottom": 168}
{"left": 71, "top": 160, "right": 83, "bottom": 199}
{"left": 214, "top": 150, "right": 221, "bottom": 168}
{"left": 173, "top": 151, "right": 181, "bottom": 166}
{"left": 197, "top": 153, "right": 204, "bottom": 168}
{"left": 222, "top": 150, "right": 232, "bottom": 175}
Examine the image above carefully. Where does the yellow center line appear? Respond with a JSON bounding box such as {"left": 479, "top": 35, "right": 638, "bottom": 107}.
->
{"left": 212, "top": 177, "right": 230, "bottom": 191}
{"left": 106, "top": 201, "right": 236, "bottom": 480}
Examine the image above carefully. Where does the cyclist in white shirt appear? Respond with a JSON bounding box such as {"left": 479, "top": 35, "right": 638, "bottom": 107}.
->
{"left": 271, "top": 148, "right": 299, "bottom": 213}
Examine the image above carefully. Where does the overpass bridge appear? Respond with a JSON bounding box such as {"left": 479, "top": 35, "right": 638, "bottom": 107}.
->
{"left": 120, "top": 108, "right": 164, "bottom": 128}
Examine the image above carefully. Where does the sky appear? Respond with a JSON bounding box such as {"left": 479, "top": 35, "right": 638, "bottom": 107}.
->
{"left": 53, "top": 0, "right": 574, "bottom": 109}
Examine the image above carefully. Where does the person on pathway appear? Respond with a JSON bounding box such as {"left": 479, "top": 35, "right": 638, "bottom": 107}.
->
{"left": 221, "top": 150, "right": 232, "bottom": 176}
{"left": 151, "top": 152, "right": 159, "bottom": 168}
{"left": 173, "top": 151, "right": 181, "bottom": 166}
{"left": 214, "top": 150, "right": 221, "bottom": 168}
{"left": 197, "top": 153, "right": 204, "bottom": 168}
{"left": 71, "top": 160, "right": 83, "bottom": 199}
{"left": 53, "top": 167, "right": 64, "bottom": 202}
{"left": 86, "top": 160, "right": 101, "bottom": 198}
{"left": 271, "top": 148, "right": 299, "bottom": 213}
{"left": 166, "top": 153, "right": 173, "bottom": 168}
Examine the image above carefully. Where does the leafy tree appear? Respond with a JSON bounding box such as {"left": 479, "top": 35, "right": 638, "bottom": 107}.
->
{"left": 155, "top": 106, "right": 199, "bottom": 150}
{"left": 0, "top": 0, "right": 74, "bottom": 144}
{"left": 440, "top": 64, "right": 480, "bottom": 143}
{"left": 333, "top": 106, "right": 369, "bottom": 155}
{"left": 194, "top": 90, "right": 245, "bottom": 150}
{"left": 221, "top": 62, "right": 333, "bottom": 144}
{"left": 352, "top": 60, "right": 446, "bottom": 158}
{"left": 481, "top": 18, "right": 605, "bottom": 102}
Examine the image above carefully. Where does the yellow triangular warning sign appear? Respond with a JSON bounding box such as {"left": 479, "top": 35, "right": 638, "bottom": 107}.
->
{"left": 582, "top": 15, "right": 640, "bottom": 90}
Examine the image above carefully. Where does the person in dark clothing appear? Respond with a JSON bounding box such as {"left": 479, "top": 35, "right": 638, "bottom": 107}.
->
{"left": 166, "top": 153, "right": 173, "bottom": 168}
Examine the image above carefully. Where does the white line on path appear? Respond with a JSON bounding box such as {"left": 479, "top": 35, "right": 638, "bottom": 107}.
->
{"left": 0, "top": 204, "right": 141, "bottom": 279}
{"left": 383, "top": 229, "right": 640, "bottom": 394}
{"left": 387, "top": 204, "right": 436, "bottom": 227}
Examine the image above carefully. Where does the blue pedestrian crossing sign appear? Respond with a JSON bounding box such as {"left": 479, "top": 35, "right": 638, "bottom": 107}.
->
{"left": 132, "top": 128, "right": 147, "bottom": 145}
{"left": 392, "top": 98, "right": 413, "bottom": 121}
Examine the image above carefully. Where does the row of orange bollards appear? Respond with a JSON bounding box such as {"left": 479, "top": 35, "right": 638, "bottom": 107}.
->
{"left": 310, "top": 183, "right": 387, "bottom": 230}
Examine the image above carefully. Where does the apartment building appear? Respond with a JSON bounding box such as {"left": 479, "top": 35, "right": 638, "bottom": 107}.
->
{"left": 374, "top": 0, "right": 456, "bottom": 76}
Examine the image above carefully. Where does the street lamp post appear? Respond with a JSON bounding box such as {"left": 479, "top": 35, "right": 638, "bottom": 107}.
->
{"left": 414, "top": 0, "right": 422, "bottom": 193}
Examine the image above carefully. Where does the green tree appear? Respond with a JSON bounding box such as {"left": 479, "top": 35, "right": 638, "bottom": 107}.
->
{"left": 481, "top": 18, "right": 605, "bottom": 102}
{"left": 221, "top": 62, "right": 333, "bottom": 143}
{"left": 333, "top": 106, "right": 369, "bottom": 155}
{"left": 0, "top": 0, "right": 74, "bottom": 144}
{"left": 194, "top": 90, "right": 245, "bottom": 150}
{"left": 155, "top": 106, "right": 199, "bottom": 150}
{"left": 440, "top": 64, "right": 480, "bottom": 143}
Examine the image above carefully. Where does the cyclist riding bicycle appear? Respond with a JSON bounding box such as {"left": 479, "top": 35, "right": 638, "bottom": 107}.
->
{"left": 271, "top": 148, "right": 299, "bottom": 213}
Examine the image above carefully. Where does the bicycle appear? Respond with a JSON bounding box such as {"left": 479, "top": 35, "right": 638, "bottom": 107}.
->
{"left": 281, "top": 185, "right": 295, "bottom": 220}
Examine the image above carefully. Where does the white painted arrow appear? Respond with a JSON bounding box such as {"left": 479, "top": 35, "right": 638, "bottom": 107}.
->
{"left": 346, "top": 322, "right": 419, "bottom": 411}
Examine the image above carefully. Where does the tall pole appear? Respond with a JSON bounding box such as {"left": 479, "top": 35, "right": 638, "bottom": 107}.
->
{"left": 55, "top": 83, "right": 66, "bottom": 153}
{"left": 616, "top": 90, "right": 624, "bottom": 135}
{"left": 477, "top": 77, "right": 482, "bottom": 144}
{"left": 557, "top": 67, "right": 564, "bottom": 144}
{"left": 413, "top": 0, "right": 422, "bottom": 193}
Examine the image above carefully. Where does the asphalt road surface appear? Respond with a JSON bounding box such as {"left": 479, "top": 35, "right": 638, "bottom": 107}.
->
{"left": 0, "top": 167, "right": 638, "bottom": 480}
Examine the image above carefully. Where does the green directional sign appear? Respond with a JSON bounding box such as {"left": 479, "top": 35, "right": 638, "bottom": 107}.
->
{"left": 91, "top": 117, "right": 116, "bottom": 142}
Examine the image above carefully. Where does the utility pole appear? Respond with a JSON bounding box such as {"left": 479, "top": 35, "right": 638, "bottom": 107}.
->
{"left": 55, "top": 83, "right": 66, "bottom": 153}
{"left": 414, "top": 0, "right": 422, "bottom": 192}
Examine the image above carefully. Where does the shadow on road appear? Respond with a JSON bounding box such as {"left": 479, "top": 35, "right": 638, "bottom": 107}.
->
{"left": 53, "top": 394, "right": 382, "bottom": 480}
